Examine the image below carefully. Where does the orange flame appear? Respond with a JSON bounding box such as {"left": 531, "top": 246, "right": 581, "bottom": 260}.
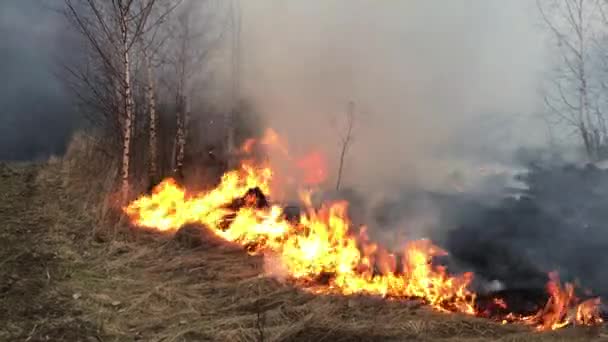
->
{"left": 240, "top": 138, "right": 256, "bottom": 154}
{"left": 124, "top": 161, "right": 272, "bottom": 232}
{"left": 521, "top": 272, "right": 604, "bottom": 331}
{"left": 124, "top": 135, "right": 603, "bottom": 331}
{"left": 260, "top": 128, "right": 289, "bottom": 156}
{"left": 296, "top": 151, "right": 328, "bottom": 185}
{"left": 125, "top": 161, "right": 476, "bottom": 313}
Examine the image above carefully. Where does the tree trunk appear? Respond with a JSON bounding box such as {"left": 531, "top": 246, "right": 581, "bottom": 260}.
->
{"left": 145, "top": 53, "right": 158, "bottom": 186}
{"left": 174, "top": 95, "right": 187, "bottom": 180}
{"left": 121, "top": 26, "right": 134, "bottom": 203}
{"left": 226, "top": 110, "right": 236, "bottom": 169}
{"left": 581, "top": 125, "right": 593, "bottom": 160}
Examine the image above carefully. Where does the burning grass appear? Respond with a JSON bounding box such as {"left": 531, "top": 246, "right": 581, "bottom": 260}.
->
{"left": 124, "top": 156, "right": 605, "bottom": 333}
{"left": 2, "top": 133, "right": 608, "bottom": 341}
{"left": 58, "top": 228, "right": 608, "bottom": 341}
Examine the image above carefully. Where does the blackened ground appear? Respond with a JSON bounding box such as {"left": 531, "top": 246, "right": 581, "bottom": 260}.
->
{"left": 345, "top": 163, "right": 608, "bottom": 300}
{"left": 444, "top": 164, "right": 608, "bottom": 298}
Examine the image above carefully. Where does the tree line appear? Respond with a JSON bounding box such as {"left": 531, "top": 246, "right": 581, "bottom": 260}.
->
{"left": 540, "top": 0, "right": 608, "bottom": 161}
{"left": 60, "top": 0, "right": 257, "bottom": 203}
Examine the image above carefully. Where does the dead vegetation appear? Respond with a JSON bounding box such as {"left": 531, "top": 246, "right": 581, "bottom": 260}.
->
{"left": 1, "top": 136, "right": 608, "bottom": 341}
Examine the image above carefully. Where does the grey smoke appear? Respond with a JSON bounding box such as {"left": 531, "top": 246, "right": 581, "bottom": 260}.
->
{"left": 229, "top": 1, "right": 608, "bottom": 295}
{"left": 236, "top": 0, "right": 550, "bottom": 193}
{"left": 0, "top": 0, "right": 78, "bottom": 161}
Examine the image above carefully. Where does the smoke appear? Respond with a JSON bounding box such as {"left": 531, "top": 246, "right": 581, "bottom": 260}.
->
{"left": 229, "top": 1, "right": 608, "bottom": 297}
{"left": 237, "top": 0, "right": 549, "bottom": 193}
{"left": 233, "top": 0, "right": 552, "bottom": 255}
{"left": 0, "top": 0, "right": 79, "bottom": 160}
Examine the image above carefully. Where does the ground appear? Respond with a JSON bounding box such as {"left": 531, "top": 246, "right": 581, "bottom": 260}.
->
{"left": 1, "top": 160, "right": 608, "bottom": 341}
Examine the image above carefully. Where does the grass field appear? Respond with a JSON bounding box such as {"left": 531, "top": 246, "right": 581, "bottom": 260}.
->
{"left": 1, "top": 158, "right": 607, "bottom": 341}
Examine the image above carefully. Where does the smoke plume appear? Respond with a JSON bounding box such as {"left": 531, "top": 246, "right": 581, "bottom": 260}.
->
{"left": 228, "top": 1, "right": 607, "bottom": 297}
{"left": 237, "top": 0, "right": 549, "bottom": 193}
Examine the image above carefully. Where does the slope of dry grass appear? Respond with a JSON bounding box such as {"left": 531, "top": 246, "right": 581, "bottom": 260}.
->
{"left": 1, "top": 140, "right": 608, "bottom": 341}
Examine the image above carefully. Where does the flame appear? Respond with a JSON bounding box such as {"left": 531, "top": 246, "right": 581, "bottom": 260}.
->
{"left": 124, "top": 161, "right": 272, "bottom": 232}
{"left": 125, "top": 161, "right": 476, "bottom": 313}
{"left": 260, "top": 128, "right": 289, "bottom": 156}
{"left": 124, "top": 132, "right": 603, "bottom": 331}
{"left": 296, "top": 151, "right": 328, "bottom": 185}
{"left": 522, "top": 272, "right": 603, "bottom": 331}
{"left": 240, "top": 138, "right": 256, "bottom": 154}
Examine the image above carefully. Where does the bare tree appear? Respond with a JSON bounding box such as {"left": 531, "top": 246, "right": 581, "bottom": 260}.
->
{"left": 138, "top": 0, "right": 182, "bottom": 186}
{"left": 64, "top": 0, "right": 183, "bottom": 199}
{"left": 171, "top": 8, "right": 189, "bottom": 179}
{"left": 226, "top": 0, "right": 242, "bottom": 169}
{"left": 538, "top": 0, "right": 607, "bottom": 161}
{"left": 142, "top": 46, "right": 159, "bottom": 184}
{"left": 165, "top": 0, "right": 225, "bottom": 179}
{"left": 335, "top": 101, "right": 355, "bottom": 191}
{"left": 64, "top": 0, "right": 161, "bottom": 202}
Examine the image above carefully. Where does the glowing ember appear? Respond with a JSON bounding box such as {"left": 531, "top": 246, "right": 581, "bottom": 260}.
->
{"left": 124, "top": 131, "right": 603, "bottom": 331}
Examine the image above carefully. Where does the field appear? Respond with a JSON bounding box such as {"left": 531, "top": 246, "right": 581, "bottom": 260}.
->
{"left": 1, "top": 159, "right": 607, "bottom": 341}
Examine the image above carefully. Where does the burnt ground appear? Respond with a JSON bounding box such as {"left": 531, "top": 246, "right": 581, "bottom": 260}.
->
{"left": 1, "top": 160, "right": 608, "bottom": 341}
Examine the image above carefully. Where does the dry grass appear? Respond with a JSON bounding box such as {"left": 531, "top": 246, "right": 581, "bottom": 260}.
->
{"left": 5, "top": 132, "right": 606, "bottom": 341}
{"left": 53, "top": 230, "right": 608, "bottom": 341}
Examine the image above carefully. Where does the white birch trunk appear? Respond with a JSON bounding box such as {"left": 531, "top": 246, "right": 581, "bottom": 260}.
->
{"left": 121, "top": 25, "right": 134, "bottom": 202}
{"left": 145, "top": 53, "right": 158, "bottom": 184}
{"left": 174, "top": 96, "right": 186, "bottom": 178}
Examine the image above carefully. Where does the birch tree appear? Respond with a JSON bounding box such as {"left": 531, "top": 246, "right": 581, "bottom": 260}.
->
{"left": 226, "top": 0, "right": 242, "bottom": 168}
{"left": 165, "top": 0, "right": 223, "bottom": 180}
{"left": 538, "top": 0, "right": 607, "bottom": 161}
{"left": 65, "top": 0, "right": 157, "bottom": 202}
{"left": 138, "top": 0, "right": 182, "bottom": 186}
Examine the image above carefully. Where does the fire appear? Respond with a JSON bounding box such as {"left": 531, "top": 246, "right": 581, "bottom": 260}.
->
{"left": 124, "top": 130, "right": 603, "bottom": 332}
{"left": 260, "top": 128, "right": 289, "bottom": 156}
{"left": 295, "top": 151, "right": 328, "bottom": 185}
{"left": 240, "top": 138, "right": 256, "bottom": 154}
{"left": 125, "top": 161, "right": 272, "bottom": 232}
{"left": 125, "top": 161, "right": 477, "bottom": 313}
{"left": 519, "top": 272, "right": 604, "bottom": 331}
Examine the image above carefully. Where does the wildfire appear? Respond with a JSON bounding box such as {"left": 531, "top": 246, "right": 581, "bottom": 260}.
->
{"left": 125, "top": 161, "right": 477, "bottom": 312}
{"left": 523, "top": 272, "right": 604, "bottom": 330}
{"left": 124, "top": 131, "right": 603, "bottom": 332}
